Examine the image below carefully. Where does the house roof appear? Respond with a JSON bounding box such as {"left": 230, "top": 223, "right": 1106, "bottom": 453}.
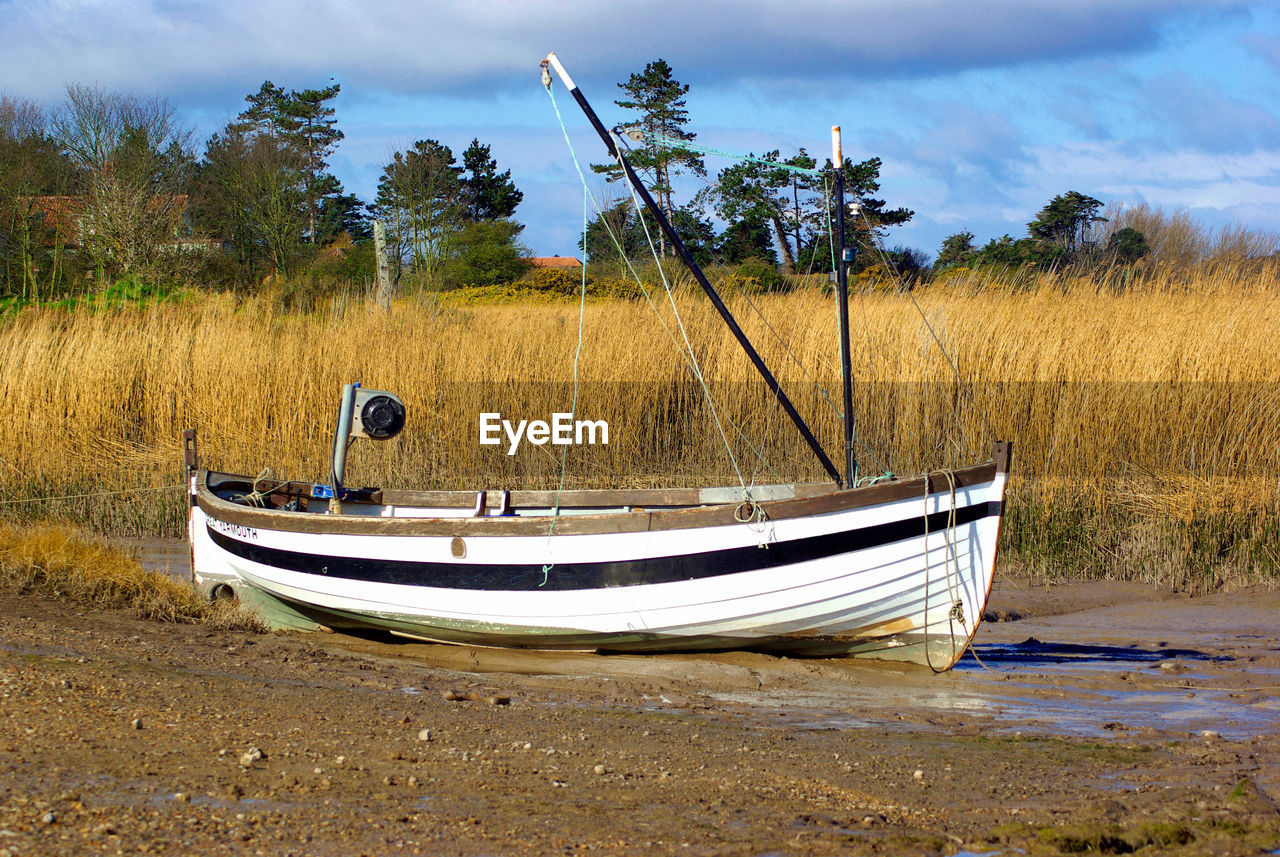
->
{"left": 21, "top": 195, "right": 190, "bottom": 243}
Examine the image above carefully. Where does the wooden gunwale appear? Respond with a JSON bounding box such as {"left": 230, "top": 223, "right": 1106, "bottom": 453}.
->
{"left": 196, "top": 460, "right": 999, "bottom": 538}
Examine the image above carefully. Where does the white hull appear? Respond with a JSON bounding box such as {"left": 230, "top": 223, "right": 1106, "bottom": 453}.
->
{"left": 191, "top": 451, "right": 1009, "bottom": 669}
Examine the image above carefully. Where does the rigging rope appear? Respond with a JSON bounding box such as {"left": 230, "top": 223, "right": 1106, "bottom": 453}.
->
{"left": 640, "top": 131, "right": 824, "bottom": 178}
{"left": 617, "top": 153, "right": 751, "bottom": 497}
{"left": 546, "top": 77, "right": 772, "bottom": 501}
{"left": 850, "top": 205, "right": 998, "bottom": 458}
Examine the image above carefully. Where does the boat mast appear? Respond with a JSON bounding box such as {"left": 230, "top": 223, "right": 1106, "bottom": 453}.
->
{"left": 542, "top": 53, "right": 844, "bottom": 487}
{"left": 831, "top": 127, "right": 857, "bottom": 487}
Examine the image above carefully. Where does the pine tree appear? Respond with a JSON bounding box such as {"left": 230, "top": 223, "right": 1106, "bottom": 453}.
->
{"left": 228, "top": 82, "right": 345, "bottom": 244}
{"left": 280, "top": 84, "right": 343, "bottom": 243}
{"left": 592, "top": 59, "right": 704, "bottom": 256}
{"left": 230, "top": 81, "right": 288, "bottom": 137}
{"left": 459, "top": 138, "right": 522, "bottom": 221}
{"left": 711, "top": 149, "right": 819, "bottom": 272}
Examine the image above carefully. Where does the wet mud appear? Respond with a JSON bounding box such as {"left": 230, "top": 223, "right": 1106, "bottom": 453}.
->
{"left": 1, "top": 546, "right": 1278, "bottom": 855}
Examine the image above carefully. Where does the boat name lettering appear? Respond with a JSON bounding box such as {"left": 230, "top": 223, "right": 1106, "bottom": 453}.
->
{"left": 211, "top": 520, "right": 259, "bottom": 540}
{"left": 479, "top": 412, "right": 609, "bottom": 456}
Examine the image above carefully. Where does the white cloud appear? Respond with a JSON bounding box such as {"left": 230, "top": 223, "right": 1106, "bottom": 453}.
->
{"left": 0, "top": 0, "right": 1256, "bottom": 103}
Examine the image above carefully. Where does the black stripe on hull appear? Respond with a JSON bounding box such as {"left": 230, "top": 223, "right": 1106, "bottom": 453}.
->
{"left": 207, "top": 500, "right": 1002, "bottom": 592}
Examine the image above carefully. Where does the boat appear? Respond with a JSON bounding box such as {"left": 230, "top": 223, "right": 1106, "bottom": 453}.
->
{"left": 186, "top": 53, "right": 1010, "bottom": 670}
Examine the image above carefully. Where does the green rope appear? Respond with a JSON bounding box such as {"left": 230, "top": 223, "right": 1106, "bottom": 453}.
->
{"left": 642, "top": 131, "right": 823, "bottom": 178}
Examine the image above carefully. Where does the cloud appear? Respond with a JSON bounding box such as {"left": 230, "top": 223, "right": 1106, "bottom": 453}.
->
{"left": 0, "top": 0, "right": 1256, "bottom": 105}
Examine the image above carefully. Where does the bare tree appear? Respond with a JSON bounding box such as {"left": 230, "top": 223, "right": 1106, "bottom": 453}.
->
{"left": 50, "top": 85, "right": 194, "bottom": 282}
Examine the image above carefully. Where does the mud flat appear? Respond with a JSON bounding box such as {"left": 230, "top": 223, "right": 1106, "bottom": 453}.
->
{"left": 1, "top": 577, "right": 1278, "bottom": 856}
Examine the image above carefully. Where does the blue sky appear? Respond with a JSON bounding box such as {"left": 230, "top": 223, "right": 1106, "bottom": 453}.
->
{"left": 4, "top": 0, "right": 1278, "bottom": 260}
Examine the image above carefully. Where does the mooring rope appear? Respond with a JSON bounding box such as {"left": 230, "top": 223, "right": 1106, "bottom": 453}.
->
{"left": 0, "top": 484, "right": 186, "bottom": 506}
{"left": 922, "top": 469, "right": 964, "bottom": 673}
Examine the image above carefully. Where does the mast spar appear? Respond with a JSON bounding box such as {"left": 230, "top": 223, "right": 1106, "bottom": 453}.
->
{"left": 541, "top": 52, "right": 845, "bottom": 487}
{"left": 832, "top": 126, "right": 857, "bottom": 487}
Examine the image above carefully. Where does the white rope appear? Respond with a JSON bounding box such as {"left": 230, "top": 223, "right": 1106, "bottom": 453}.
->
{"left": 922, "top": 470, "right": 963, "bottom": 673}
{"left": 617, "top": 157, "right": 751, "bottom": 497}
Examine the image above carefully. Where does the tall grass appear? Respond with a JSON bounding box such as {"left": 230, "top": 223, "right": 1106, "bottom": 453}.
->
{"left": 1, "top": 265, "right": 1277, "bottom": 590}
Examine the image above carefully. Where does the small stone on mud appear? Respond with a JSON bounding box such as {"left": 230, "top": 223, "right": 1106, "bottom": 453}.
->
{"left": 130, "top": 718, "right": 142, "bottom": 730}
{"left": 174, "top": 792, "right": 189, "bottom": 803}
{"left": 1200, "top": 730, "right": 1221, "bottom": 740}
{"left": 239, "top": 747, "right": 265, "bottom": 766}
{"left": 41, "top": 811, "right": 56, "bottom": 825}
{"left": 593, "top": 764, "right": 607, "bottom": 775}
{"left": 913, "top": 769, "right": 924, "bottom": 780}
{"left": 418, "top": 728, "right": 432, "bottom": 742}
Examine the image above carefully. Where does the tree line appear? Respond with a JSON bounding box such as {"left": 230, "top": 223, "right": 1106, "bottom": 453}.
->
{"left": 0, "top": 81, "right": 527, "bottom": 301}
{"left": 2, "top": 62, "right": 1175, "bottom": 305}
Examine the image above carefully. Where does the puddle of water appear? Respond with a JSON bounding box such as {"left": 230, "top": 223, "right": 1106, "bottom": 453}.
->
{"left": 120, "top": 537, "right": 190, "bottom": 580}
{"left": 958, "top": 638, "right": 1224, "bottom": 669}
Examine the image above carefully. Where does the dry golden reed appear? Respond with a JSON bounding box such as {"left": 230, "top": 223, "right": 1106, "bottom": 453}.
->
{"left": 0, "top": 267, "right": 1277, "bottom": 587}
{"left": 0, "top": 522, "right": 264, "bottom": 628}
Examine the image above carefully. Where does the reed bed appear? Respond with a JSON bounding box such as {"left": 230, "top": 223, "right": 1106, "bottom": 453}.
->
{"left": 1, "top": 267, "right": 1277, "bottom": 590}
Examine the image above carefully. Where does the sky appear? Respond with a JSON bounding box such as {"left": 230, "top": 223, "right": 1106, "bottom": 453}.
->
{"left": 3, "top": 0, "right": 1278, "bottom": 261}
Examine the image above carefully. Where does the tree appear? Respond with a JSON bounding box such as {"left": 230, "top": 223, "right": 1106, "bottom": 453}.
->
{"left": 710, "top": 150, "right": 819, "bottom": 272}
{"left": 195, "top": 129, "right": 307, "bottom": 279}
{"left": 230, "top": 81, "right": 288, "bottom": 137}
{"left": 318, "top": 192, "right": 370, "bottom": 242}
{"left": 459, "top": 139, "right": 522, "bottom": 221}
{"left": 442, "top": 220, "right": 531, "bottom": 288}
{"left": 717, "top": 219, "right": 776, "bottom": 265}
{"left": 669, "top": 205, "right": 717, "bottom": 269}
{"left": 593, "top": 59, "right": 704, "bottom": 256}
{"left": 281, "top": 84, "right": 343, "bottom": 243}
{"left": 935, "top": 231, "right": 976, "bottom": 270}
{"left": 228, "top": 81, "right": 346, "bottom": 245}
{"left": 1027, "top": 190, "right": 1106, "bottom": 255}
{"left": 50, "top": 85, "right": 195, "bottom": 282}
{"left": 581, "top": 199, "right": 646, "bottom": 266}
{"left": 1107, "top": 226, "right": 1149, "bottom": 264}
{"left": 792, "top": 156, "right": 913, "bottom": 275}
{"left": 374, "top": 139, "right": 462, "bottom": 282}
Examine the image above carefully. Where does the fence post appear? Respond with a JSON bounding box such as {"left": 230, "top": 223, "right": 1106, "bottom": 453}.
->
{"left": 373, "top": 220, "right": 392, "bottom": 309}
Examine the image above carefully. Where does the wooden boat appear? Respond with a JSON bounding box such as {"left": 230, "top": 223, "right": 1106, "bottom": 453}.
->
{"left": 188, "top": 447, "right": 1007, "bottom": 666}
{"left": 186, "top": 54, "right": 1010, "bottom": 669}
